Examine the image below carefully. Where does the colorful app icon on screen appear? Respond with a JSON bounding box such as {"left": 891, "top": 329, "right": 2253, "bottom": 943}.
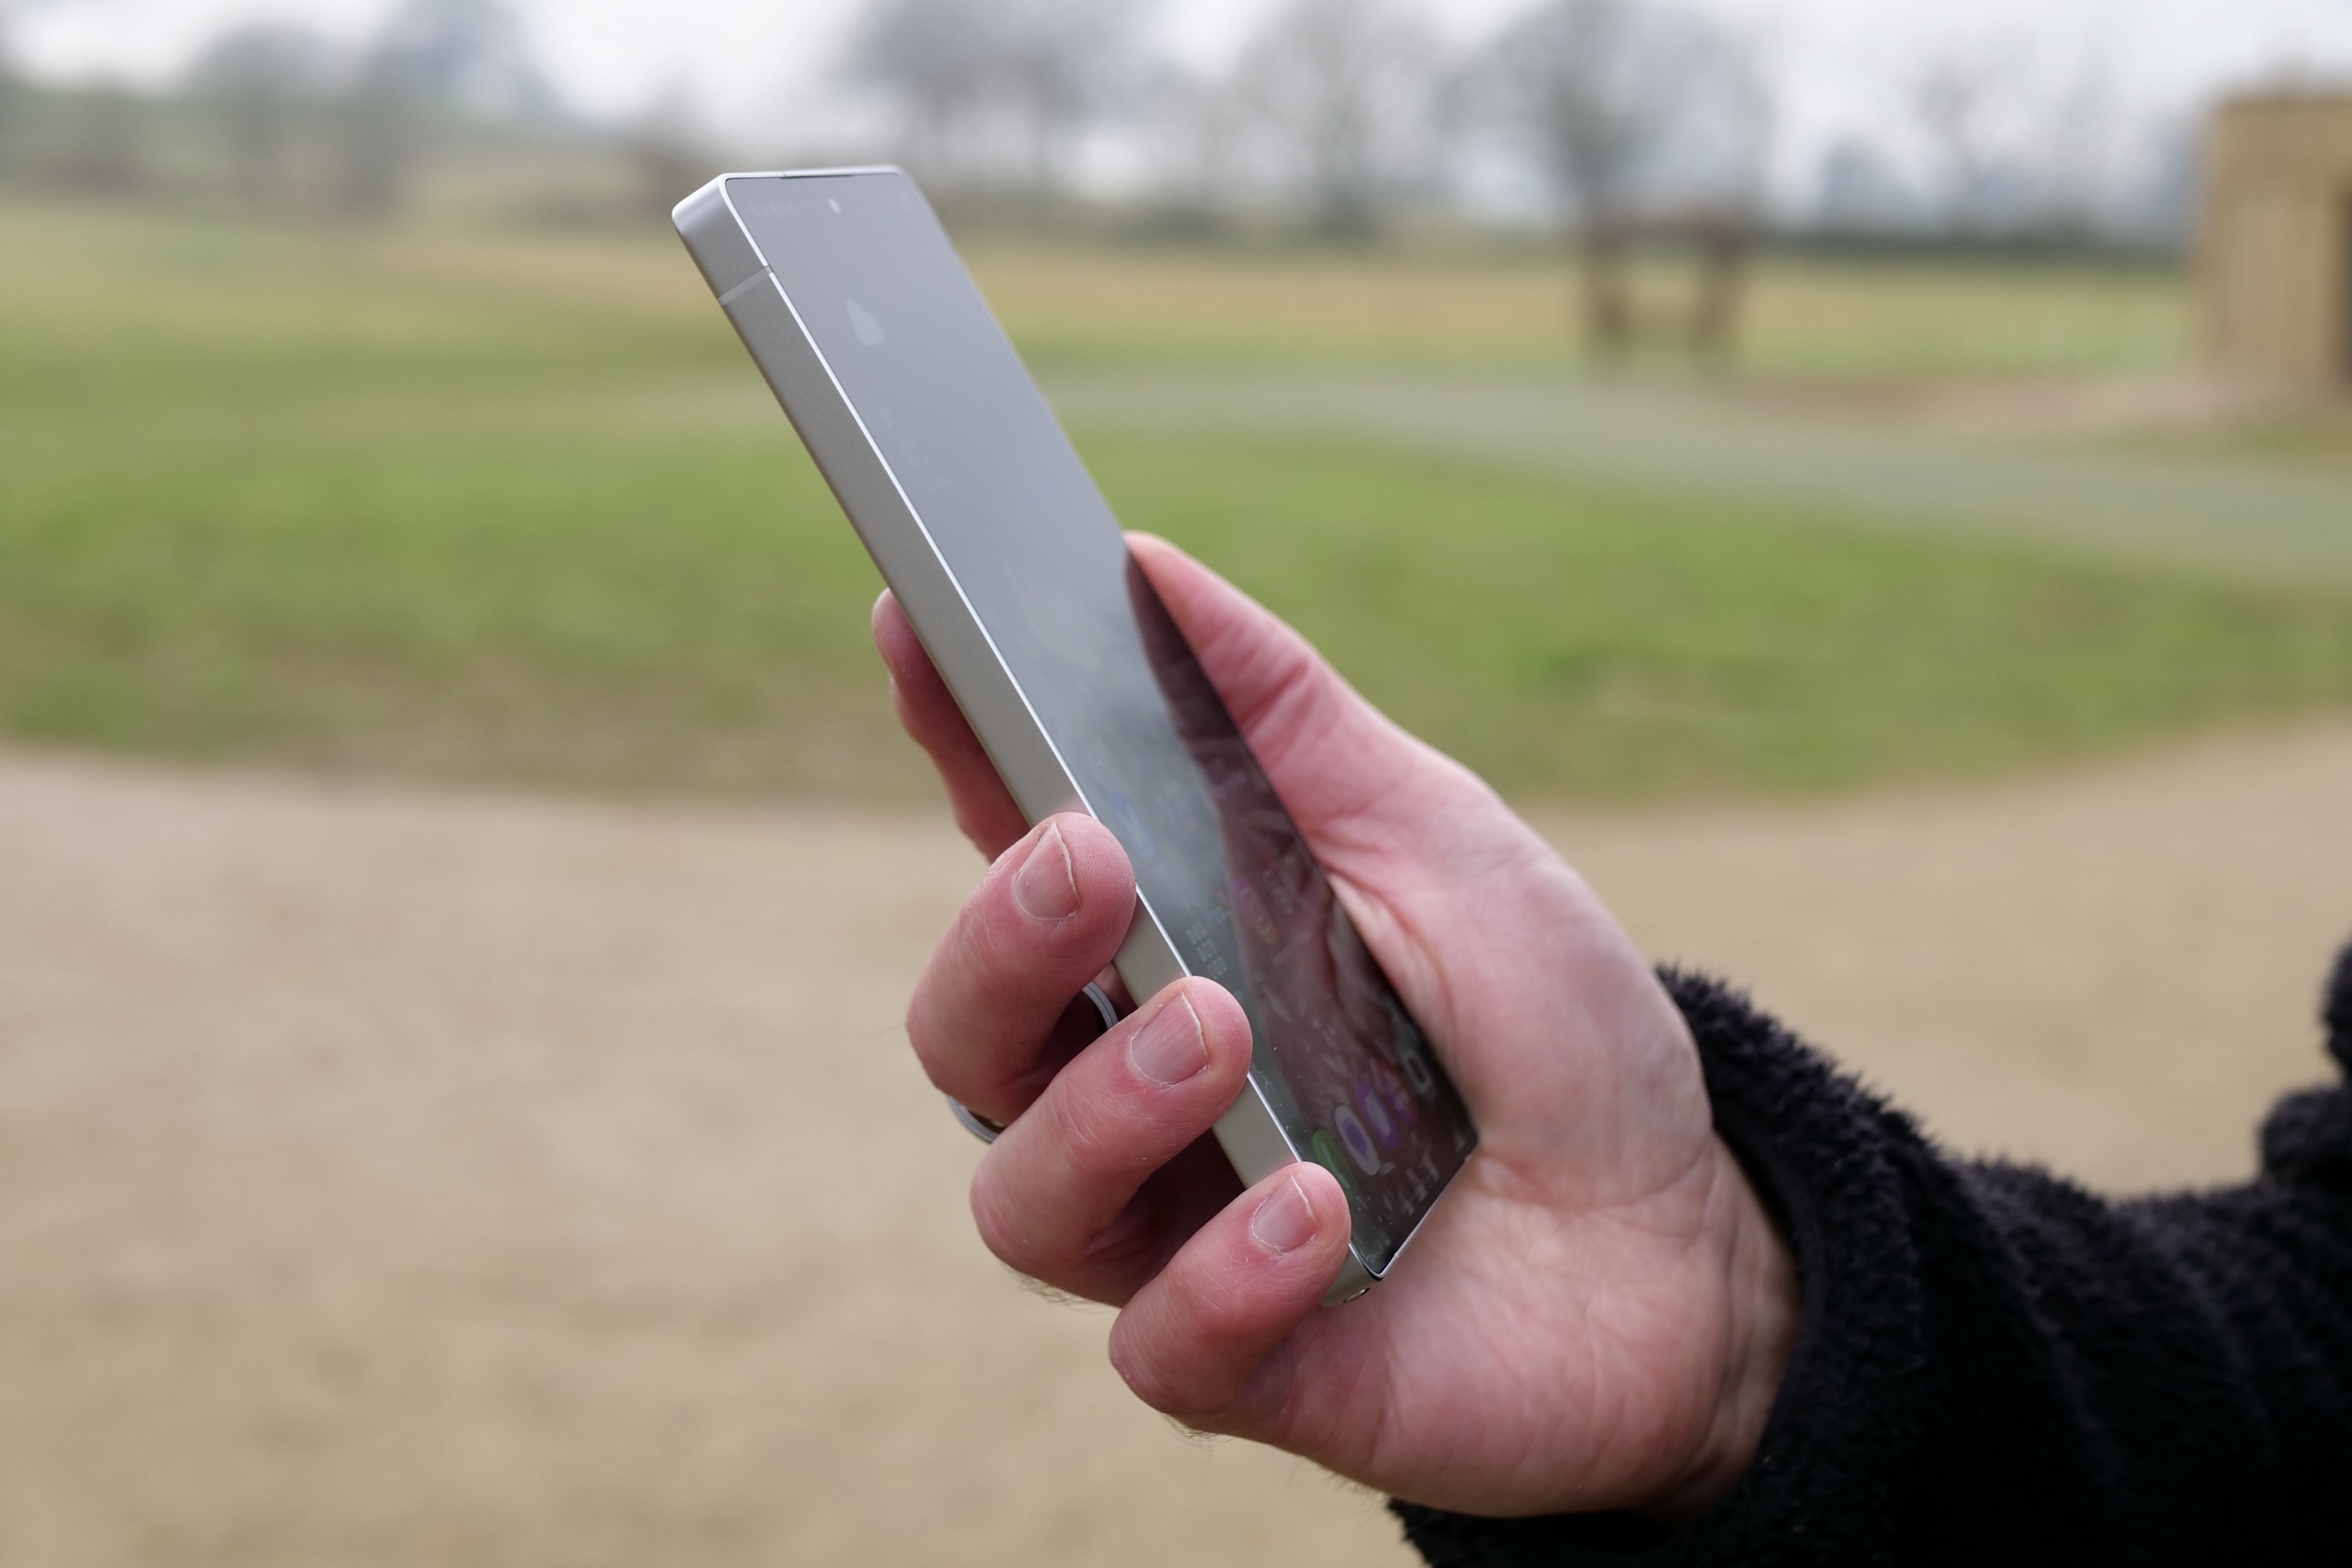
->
{"left": 1334, "top": 1105, "right": 1383, "bottom": 1175}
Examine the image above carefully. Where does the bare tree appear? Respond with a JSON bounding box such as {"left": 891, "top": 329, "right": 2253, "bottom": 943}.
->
{"left": 60, "top": 80, "right": 146, "bottom": 194}
{"left": 624, "top": 83, "right": 716, "bottom": 223}
{"left": 0, "top": 0, "right": 60, "bottom": 173}
{"left": 1225, "top": 0, "right": 1442, "bottom": 241}
{"left": 848, "top": 0, "right": 1156, "bottom": 192}
{"left": 187, "top": 23, "right": 339, "bottom": 209}
{"left": 0, "top": 9, "right": 19, "bottom": 177}
{"left": 1909, "top": 49, "right": 2019, "bottom": 234}
{"left": 1906, "top": 41, "right": 2152, "bottom": 243}
{"left": 2032, "top": 64, "right": 2117, "bottom": 236}
{"left": 1468, "top": 0, "right": 1771, "bottom": 355}
{"left": 333, "top": 57, "right": 413, "bottom": 217}
{"left": 851, "top": 0, "right": 999, "bottom": 176}
{"left": 332, "top": 0, "right": 553, "bottom": 218}
{"left": 368, "top": 0, "right": 554, "bottom": 119}
{"left": 1813, "top": 135, "right": 1928, "bottom": 234}
{"left": 1145, "top": 65, "right": 1248, "bottom": 227}
{"left": 2113, "top": 110, "right": 2198, "bottom": 251}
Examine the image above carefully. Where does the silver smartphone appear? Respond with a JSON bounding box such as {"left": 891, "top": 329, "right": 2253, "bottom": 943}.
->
{"left": 674, "top": 167, "right": 1475, "bottom": 1301}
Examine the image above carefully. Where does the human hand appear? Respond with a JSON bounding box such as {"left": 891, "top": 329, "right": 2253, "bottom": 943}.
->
{"left": 878, "top": 535, "right": 1796, "bottom": 1519}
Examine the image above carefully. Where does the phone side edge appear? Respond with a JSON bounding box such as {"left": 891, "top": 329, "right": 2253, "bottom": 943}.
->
{"left": 673, "top": 176, "right": 768, "bottom": 301}
{"left": 684, "top": 193, "right": 1066, "bottom": 826}
{"left": 676, "top": 179, "right": 1356, "bottom": 1302}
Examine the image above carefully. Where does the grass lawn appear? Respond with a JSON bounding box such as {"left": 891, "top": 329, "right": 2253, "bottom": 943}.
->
{"left": 1, "top": 198, "right": 2340, "bottom": 804}
{"left": 964, "top": 240, "right": 2187, "bottom": 379}
{"left": 1102, "top": 435, "right": 2352, "bottom": 798}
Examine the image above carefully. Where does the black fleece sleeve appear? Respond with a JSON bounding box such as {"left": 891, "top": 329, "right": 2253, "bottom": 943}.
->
{"left": 1395, "top": 942, "right": 2352, "bottom": 1567}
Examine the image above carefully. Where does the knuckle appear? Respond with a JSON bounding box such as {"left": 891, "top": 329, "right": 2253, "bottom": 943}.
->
{"left": 1074, "top": 1201, "right": 1162, "bottom": 1279}
{"left": 968, "top": 1164, "right": 1047, "bottom": 1276}
{"left": 1105, "top": 1269, "right": 1251, "bottom": 1424}
{"left": 958, "top": 886, "right": 1024, "bottom": 972}
{"left": 905, "top": 992, "right": 989, "bottom": 1102}
{"left": 1107, "top": 1321, "right": 1193, "bottom": 1417}
{"left": 962, "top": 895, "right": 1075, "bottom": 1011}
{"left": 1039, "top": 1076, "right": 1127, "bottom": 1181}
{"left": 903, "top": 1004, "right": 953, "bottom": 1089}
{"left": 1172, "top": 1266, "right": 1258, "bottom": 1351}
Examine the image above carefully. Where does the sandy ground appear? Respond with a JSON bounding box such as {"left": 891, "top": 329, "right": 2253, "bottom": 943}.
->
{"left": 3, "top": 729, "right": 2349, "bottom": 1568}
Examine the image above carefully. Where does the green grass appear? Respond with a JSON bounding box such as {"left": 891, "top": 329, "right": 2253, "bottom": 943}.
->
{"left": 0, "top": 198, "right": 2341, "bottom": 804}
{"left": 1100, "top": 436, "right": 2352, "bottom": 797}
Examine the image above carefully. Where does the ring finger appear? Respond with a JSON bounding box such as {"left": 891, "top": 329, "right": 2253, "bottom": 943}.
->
{"left": 971, "top": 978, "right": 1254, "bottom": 1303}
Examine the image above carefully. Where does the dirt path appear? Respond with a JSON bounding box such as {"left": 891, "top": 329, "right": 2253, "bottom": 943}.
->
{"left": 2, "top": 729, "right": 2348, "bottom": 1567}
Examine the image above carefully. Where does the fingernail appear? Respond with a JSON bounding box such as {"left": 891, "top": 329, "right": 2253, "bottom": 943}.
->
{"left": 1129, "top": 994, "right": 1208, "bottom": 1086}
{"left": 1250, "top": 1175, "right": 1321, "bottom": 1256}
{"left": 1012, "top": 825, "right": 1080, "bottom": 921}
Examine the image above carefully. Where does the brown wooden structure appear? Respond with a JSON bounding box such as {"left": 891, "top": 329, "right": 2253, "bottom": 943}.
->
{"left": 2198, "top": 92, "right": 2352, "bottom": 390}
{"left": 1579, "top": 207, "right": 1753, "bottom": 364}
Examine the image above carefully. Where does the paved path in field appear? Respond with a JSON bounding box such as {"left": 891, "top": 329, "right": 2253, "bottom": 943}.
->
{"left": 1044, "top": 370, "right": 2352, "bottom": 588}
{"left": 4, "top": 734, "right": 2351, "bottom": 1567}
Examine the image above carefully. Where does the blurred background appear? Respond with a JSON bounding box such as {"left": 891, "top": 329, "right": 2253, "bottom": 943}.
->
{"left": 2, "top": 1, "right": 2350, "bottom": 1564}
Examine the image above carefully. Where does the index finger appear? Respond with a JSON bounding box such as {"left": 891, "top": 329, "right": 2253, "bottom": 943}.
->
{"left": 875, "top": 590, "right": 1029, "bottom": 858}
{"left": 907, "top": 813, "right": 1138, "bottom": 1126}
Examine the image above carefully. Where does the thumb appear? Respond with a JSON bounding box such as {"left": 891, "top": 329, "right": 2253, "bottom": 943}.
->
{"left": 1127, "top": 534, "right": 1487, "bottom": 848}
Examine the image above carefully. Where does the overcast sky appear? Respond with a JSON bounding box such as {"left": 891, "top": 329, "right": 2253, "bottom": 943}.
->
{"left": 16, "top": 0, "right": 2352, "bottom": 187}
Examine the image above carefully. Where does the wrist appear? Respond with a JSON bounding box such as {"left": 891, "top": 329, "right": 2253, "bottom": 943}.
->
{"left": 1647, "top": 1138, "right": 1800, "bottom": 1522}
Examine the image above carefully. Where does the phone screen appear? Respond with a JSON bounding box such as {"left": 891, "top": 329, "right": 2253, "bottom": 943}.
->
{"left": 730, "top": 171, "right": 1474, "bottom": 1272}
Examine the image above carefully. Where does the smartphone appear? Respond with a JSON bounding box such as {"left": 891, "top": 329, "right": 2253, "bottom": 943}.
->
{"left": 674, "top": 167, "right": 1475, "bottom": 1301}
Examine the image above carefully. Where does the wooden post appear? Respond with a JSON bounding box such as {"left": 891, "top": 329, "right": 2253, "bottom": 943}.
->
{"left": 1689, "top": 210, "right": 1751, "bottom": 361}
{"left": 1580, "top": 216, "right": 1634, "bottom": 361}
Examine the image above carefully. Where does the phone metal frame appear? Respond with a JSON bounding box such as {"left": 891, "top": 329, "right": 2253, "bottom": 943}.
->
{"left": 677, "top": 169, "right": 1381, "bottom": 1301}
